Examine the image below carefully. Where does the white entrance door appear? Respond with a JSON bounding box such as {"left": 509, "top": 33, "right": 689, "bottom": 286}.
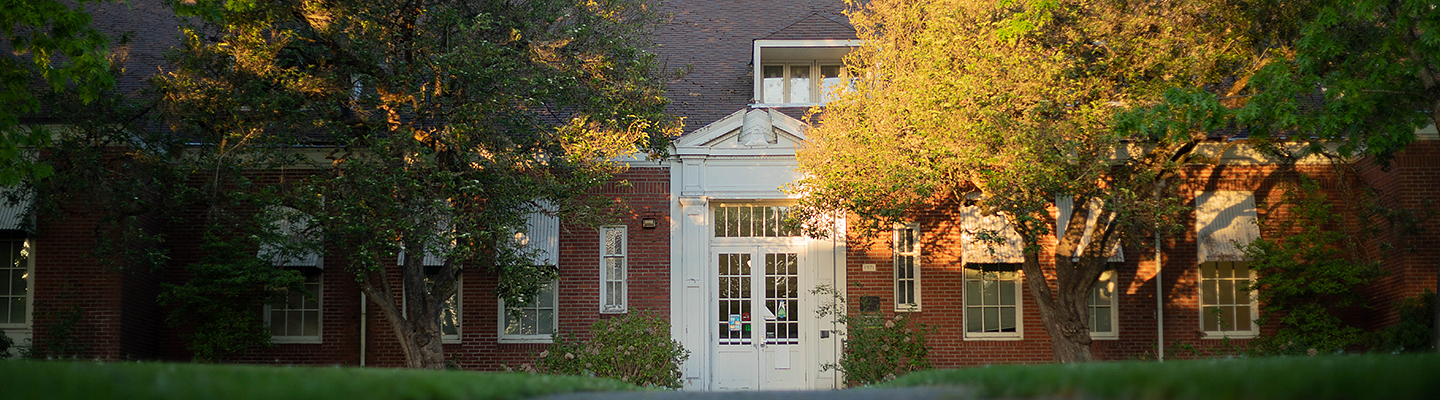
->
{"left": 712, "top": 246, "right": 807, "bottom": 390}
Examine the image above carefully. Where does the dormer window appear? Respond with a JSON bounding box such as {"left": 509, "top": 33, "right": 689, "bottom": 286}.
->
{"left": 753, "top": 40, "right": 859, "bottom": 107}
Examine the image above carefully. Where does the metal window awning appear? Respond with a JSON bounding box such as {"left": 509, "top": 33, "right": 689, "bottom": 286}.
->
{"left": 959, "top": 205, "right": 1025, "bottom": 264}
{"left": 1194, "top": 191, "right": 1260, "bottom": 262}
{"left": 1056, "top": 196, "right": 1124, "bottom": 262}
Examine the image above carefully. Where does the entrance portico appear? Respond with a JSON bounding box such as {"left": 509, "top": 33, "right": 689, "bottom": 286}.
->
{"left": 670, "top": 109, "right": 845, "bottom": 391}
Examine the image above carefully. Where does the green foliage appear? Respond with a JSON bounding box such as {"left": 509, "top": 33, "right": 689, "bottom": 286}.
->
{"left": 1378, "top": 290, "right": 1435, "bottom": 354}
{"left": 882, "top": 354, "right": 1440, "bottom": 400}
{"left": 793, "top": 0, "right": 1251, "bottom": 362}
{"left": 534, "top": 311, "right": 689, "bottom": 389}
{"left": 0, "top": 328, "right": 12, "bottom": 359}
{"left": 0, "top": 360, "right": 642, "bottom": 400}
{"left": 158, "top": 232, "right": 306, "bottom": 362}
{"left": 157, "top": 0, "right": 682, "bottom": 368}
{"left": 813, "top": 284, "right": 933, "bottom": 386}
{"left": 1, "top": 0, "right": 119, "bottom": 185}
{"left": 1244, "top": 179, "right": 1384, "bottom": 355}
{"left": 1237, "top": 0, "right": 1439, "bottom": 167}
{"left": 22, "top": 305, "right": 85, "bottom": 359}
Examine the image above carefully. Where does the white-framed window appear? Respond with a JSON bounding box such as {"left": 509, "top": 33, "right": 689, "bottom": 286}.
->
{"left": 499, "top": 280, "right": 558, "bottom": 343}
{"left": 267, "top": 269, "right": 322, "bottom": 343}
{"left": 1199, "top": 261, "right": 1258, "bottom": 338}
{"left": 500, "top": 209, "right": 560, "bottom": 343}
{"left": 753, "top": 40, "right": 859, "bottom": 107}
{"left": 599, "top": 226, "right": 627, "bottom": 314}
{"left": 1089, "top": 269, "right": 1119, "bottom": 339}
{"left": 1194, "top": 191, "right": 1260, "bottom": 338}
{"left": 1, "top": 238, "right": 30, "bottom": 328}
{"left": 893, "top": 224, "right": 920, "bottom": 311}
{"left": 713, "top": 204, "right": 800, "bottom": 238}
{"left": 761, "top": 63, "right": 850, "bottom": 105}
{"left": 963, "top": 263, "right": 1023, "bottom": 339}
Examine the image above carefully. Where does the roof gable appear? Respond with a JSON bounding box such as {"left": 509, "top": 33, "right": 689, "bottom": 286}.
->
{"left": 761, "top": 13, "right": 858, "bottom": 41}
{"left": 674, "top": 109, "right": 808, "bottom": 156}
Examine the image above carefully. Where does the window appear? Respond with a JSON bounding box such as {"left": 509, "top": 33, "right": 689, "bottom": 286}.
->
{"left": 500, "top": 280, "right": 558, "bottom": 342}
{"left": 600, "top": 226, "right": 627, "bottom": 314}
{"left": 267, "top": 270, "right": 322, "bottom": 343}
{"left": 1, "top": 238, "right": 29, "bottom": 327}
{"left": 1089, "top": 269, "right": 1118, "bottom": 339}
{"left": 501, "top": 209, "right": 559, "bottom": 342}
{"left": 1199, "top": 261, "right": 1257, "bottom": 337}
{"left": 964, "top": 263, "right": 1022, "bottom": 339}
{"left": 752, "top": 40, "right": 858, "bottom": 106}
{"left": 713, "top": 204, "right": 799, "bottom": 237}
{"left": 761, "top": 63, "right": 848, "bottom": 105}
{"left": 1194, "top": 191, "right": 1260, "bottom": 338}
{"left": 893, "top": 224, "right": 920, "bottom": 311}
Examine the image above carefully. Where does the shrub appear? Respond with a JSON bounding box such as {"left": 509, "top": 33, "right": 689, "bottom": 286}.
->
{"left": 534, "top": 311, "right": 689, "bottom": 389}
{"left": 814, "top": 284, "right": 933, "bottom": 386}
{"left": 1244, "top": 179, "right": 1383, "bottom": 355}
{"left": 1378, "top": 289, "right": 1435, "bottom": 353}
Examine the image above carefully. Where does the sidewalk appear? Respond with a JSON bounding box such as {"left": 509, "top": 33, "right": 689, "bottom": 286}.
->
{"left": 537, "top": 387, "right": 976, "bottom": 400}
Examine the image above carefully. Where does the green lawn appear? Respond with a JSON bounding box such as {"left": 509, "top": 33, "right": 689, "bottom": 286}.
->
{"left": 0, "top": 360, "right": 641, "bottom": 400}
{"left": 881, "top": 354, "right": 1440, "bottom": 400}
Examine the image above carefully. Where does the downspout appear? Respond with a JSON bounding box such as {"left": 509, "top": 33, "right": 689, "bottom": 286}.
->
{"left": 1155, "top": 230, "right": 1164, "bottom": 362}
{"left": 831, "top": 212, "right": 841, "bottom": 388}
{"left": 360, "top": 292, "right": 368, "bottom": 366}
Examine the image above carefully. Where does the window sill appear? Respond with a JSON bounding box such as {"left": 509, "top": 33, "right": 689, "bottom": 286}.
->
{"left": 752, "top": 103, "right": 824, "bottom": 108}
{"left": 894, "top": 306, "right": 921, "bottom": 313}
{"left": 1201, "top": 331, "right": 1257, "bottom": 340}
{"left": 599, "top": 308, "right": 628, "bottom": 315}
{"left": 271, "top": 337, "right": 322, "bottom": 344}
{"left": 498, "top": 336, "right": 554, "bottom": 344}
{"left": 1090, "top": 333, "right": 1119, "bottom": 341}
{"left": 963, "top": 333, "right": 1024, "bottom": 341}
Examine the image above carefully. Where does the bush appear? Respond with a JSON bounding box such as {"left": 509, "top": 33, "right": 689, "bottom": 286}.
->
{"left": 1244, "top": 179, "right": 1383, "bottom": 356}
{"left": 534, "top": 311, "right": 689, "bottom": 389}
{"left": 814, "top": 284, "right": 933, "bottom": 386}
{"left": 1378, "top": 289, "right": 1435, "bottom": 353}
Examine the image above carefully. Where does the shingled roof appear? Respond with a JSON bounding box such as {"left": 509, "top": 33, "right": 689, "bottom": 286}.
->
{"left": 760, "top": 12, "right": 858, "bottom": 41}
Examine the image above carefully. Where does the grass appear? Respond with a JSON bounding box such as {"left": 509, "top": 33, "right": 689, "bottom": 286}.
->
{"left": 879, "top": 353, "right": 1440, "bottom": 400}
{"left": 0, "top": 360, "right": 642, "bottom": 400}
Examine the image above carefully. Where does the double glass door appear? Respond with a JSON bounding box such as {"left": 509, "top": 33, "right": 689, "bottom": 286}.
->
{"left": 712, "top": 246, "right": 806, "bottom": 390}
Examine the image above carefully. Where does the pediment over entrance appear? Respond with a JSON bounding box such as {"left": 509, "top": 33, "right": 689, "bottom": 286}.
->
{"left": 673, "top": 108, "right": 808, "bottom": 157}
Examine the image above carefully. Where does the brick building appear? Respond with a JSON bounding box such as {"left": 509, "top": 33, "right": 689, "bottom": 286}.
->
{"left": 2, "top": 0, "right": 1438, "bottom": 392}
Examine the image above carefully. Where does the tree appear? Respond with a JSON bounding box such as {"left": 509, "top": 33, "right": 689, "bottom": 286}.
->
{"left": 2, "top": 0, "right": 119, "bottom": 185}
{"left": 792, "top": 0, "right": 1428, "bottom": 362}
{"left": 157, "top": 0, "right": 678, "bottom": 369}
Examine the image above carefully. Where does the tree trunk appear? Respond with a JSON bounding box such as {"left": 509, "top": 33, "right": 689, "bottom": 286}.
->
{"left": 359, "top": 257, "right": 450, "bottom": 370}
{"left": 1020, "top": 251, "right": 1100, "bottom": 363}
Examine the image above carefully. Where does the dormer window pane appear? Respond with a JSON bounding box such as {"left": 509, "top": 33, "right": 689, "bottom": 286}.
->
{"left": 821, "top": 65, "right": 845, "bottom": 103}
{"left": 788, "top": 66, "right": 811, "bottom": 104}
{"left": 763, "top": 66, "right": 786, "bottom": 104}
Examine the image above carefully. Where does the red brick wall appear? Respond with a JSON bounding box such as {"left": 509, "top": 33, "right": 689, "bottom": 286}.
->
{"left": 840, "top": 162, "right": 1400, "bottom": 366}
{"left": 1358, "top": 140, "right": 1440, "bottom": 329}
{"left": 153, "top": 166, "right": 673, "bottom": 369}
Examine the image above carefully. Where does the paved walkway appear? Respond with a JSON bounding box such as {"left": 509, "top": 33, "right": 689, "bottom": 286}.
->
{"left": 537, "top": 387, "right": 976, "bottom": 400}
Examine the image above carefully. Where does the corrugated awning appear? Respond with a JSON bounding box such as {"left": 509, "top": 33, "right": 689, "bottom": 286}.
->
{"left": 258, "top": 206, "right": 323, "bottom": 268}
{"left": 0, "top": 189, "right": 34, "bottom": 231}
{"left": 1056, "top": 196, "right": 1124, "bottom": 262}
{"left": 960, "top": 205, "right": 1025, "bottom": 264}
{"left": 1194, "top": 191, "right": 1260, "bottom": 262}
